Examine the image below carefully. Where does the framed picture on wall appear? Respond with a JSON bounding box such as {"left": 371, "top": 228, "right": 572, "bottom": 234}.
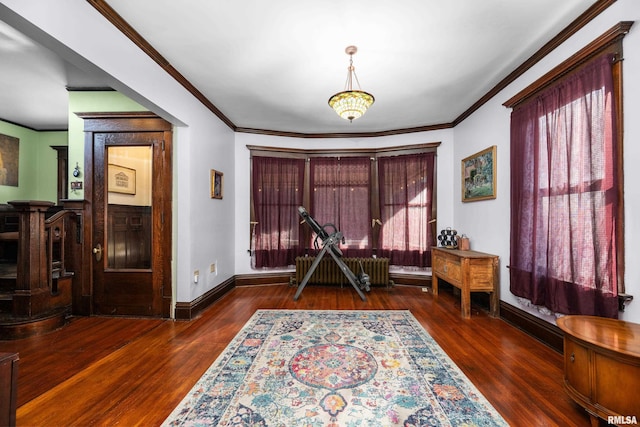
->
{"left": 0, "top": 133, "right": 19, "bottom": 187}
{"left": 461, "top": 145, "right": 496, "bottom": 202}
{"left": 108, "top": 164, "right": 136, "bottom": 195}
{"left": 211, "top": 169, "right": 223, "bottom": 199}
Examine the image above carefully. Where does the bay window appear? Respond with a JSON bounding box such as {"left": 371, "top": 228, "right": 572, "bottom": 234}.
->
{"left": 249, "top": 144, "right": 438, "bottom": 269}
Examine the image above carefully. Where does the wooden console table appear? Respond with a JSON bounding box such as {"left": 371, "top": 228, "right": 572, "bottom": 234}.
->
{"left": 431, "top": 247, "right": 499, "bottom": 319}
{"left": 557, "top": 315, "right": 640, "bottom": 427}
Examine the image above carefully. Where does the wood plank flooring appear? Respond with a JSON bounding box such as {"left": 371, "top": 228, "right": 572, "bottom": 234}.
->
{"left": 0, "top": 283, "right": 592, "bottom": 426}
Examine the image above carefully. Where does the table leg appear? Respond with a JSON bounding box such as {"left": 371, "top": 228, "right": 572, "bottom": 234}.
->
{"left": 489, "top": 256, "right": 500, "bottom": 317}
{"left": 461, "top": 260, "right": 471, "bottom": 319}
{"left": 489, "top": 290, "right": 499, "bottom": 317}
{"left": 461, "top": 288, "right": 471, "bottom": 319}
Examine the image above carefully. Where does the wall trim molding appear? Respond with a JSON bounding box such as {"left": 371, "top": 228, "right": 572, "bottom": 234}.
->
{"left": 174, "top": 277, "right": 234, "bottom": 320}
{"left": 234, "top": 272, "right": 292, "bottom": 287}
{"left": 389, "top": 272, "right": 431, "bottom": 287}
{"left": 499, "top": 301, "right": 564, "bottom": 353}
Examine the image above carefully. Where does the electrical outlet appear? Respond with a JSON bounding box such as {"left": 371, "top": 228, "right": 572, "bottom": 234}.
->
{"left": 194, "top": 270, "right": 200, "bottom": 283}
{"left": 421, "top": 287, "right": 429, "bottom": 293}
{"left": 210, "top": 263, "right": 216, "bottom": 273}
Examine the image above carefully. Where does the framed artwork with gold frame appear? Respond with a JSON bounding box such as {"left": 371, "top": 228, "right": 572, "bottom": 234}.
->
{"left": 461, "top": 145, "right": 496, "bottom": 202}
{"left": 211, "top": 169, "right": 223, "bottom": 199}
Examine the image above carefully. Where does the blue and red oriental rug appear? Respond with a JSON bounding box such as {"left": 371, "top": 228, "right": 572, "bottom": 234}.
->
{"left": 163, "top": 310, "right": 507, "bottom": 426}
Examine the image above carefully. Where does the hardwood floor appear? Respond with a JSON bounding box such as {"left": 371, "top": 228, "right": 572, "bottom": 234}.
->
{"left": 0, "top": 283, "right": 592, "bottom": 426}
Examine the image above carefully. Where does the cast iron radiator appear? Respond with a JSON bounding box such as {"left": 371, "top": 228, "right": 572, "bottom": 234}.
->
{"left": 294, "top": 256, "right": 391, "bottom": 287}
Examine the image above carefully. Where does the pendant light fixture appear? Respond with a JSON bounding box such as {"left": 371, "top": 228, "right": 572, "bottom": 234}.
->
{"left": 328, "top": 46, "right": 375, "bottom": 122}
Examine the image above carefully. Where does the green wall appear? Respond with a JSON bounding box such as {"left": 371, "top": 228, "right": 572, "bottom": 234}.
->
{"left": 0, "top": 120, "right": 67, "bottom": 204}
{"left": 0, "top": 91, "right": 146, "bottom": 204}
{"left": 68, "top": 91, "right": 147, "bottom": 200}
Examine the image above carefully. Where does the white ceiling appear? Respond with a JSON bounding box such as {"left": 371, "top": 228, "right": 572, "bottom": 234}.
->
{"left": 0, "top": 0, "right": 597, "bottom": 134}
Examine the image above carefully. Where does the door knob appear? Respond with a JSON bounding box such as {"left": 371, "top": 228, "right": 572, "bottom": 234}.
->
{"left": 93, "top": 243, "right": 102, "bottom": 261}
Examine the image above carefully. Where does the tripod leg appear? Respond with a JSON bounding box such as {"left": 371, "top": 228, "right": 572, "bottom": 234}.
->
{"left": 293, "top": 245, "right": 329, "bottom": 301}
{"left": 327, "top": 249, "right": 367, "bottom": 301}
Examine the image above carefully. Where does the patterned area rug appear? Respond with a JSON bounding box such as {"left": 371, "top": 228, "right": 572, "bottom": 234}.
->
{"left": 163, "top": 310, "right": 507, "bottom": 426}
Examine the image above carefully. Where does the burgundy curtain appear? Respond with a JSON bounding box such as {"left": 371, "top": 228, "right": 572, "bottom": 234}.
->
{"left": 510, "top": 54, "right": 618, "bottom": 318}
{"left": 252, "top": 156, "right": 305, "bottom": 268}
{"left": 310, "top": 157, "right": 372, "bottom": 258}
{"left": 378, "top": 152, "right": 435, "bottom": 267}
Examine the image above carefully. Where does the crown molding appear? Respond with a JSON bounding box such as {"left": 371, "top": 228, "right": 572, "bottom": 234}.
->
{"left": 88, "top": 0, "right": 616, "bottom": 138}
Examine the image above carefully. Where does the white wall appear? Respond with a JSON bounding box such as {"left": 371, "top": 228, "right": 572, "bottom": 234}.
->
{"left": 454, "top": 0, "right": 640, "bottom": 324}
{"left": 453, "top": 96, "right": 511, "bottom": 290}
{"left": 234, "top": 130, "right": 456, "bottom": 275}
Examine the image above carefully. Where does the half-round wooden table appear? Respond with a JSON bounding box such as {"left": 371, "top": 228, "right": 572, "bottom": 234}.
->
{"left": 557, "top": 315, "right": 640, "bottom": 427}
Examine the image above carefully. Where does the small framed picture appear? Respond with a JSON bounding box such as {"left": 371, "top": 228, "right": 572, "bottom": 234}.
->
{"left": 461, "top": 145, "right": 496, "bottom": 202}
{"left": 108, "top": 164, "right": 136, "bottom": 195}
{"left": 0, "top": 133, "right": 20, "bottom": 187}
{"left": 211, "top": 169, "right": 223, "bottom": 199}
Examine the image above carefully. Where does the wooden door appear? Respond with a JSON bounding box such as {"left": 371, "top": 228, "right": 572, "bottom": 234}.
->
{"left": 81, "top": 113, "right": 172, "bottom": 317}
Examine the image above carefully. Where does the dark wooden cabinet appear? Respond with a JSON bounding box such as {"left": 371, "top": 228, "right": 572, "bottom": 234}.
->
{"left": 0, "top": 352, "right": 18, "bottom": 427}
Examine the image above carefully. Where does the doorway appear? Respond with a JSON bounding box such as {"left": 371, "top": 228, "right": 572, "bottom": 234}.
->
{"left": 81, "top": 112, "right": 172, "bottom": 317}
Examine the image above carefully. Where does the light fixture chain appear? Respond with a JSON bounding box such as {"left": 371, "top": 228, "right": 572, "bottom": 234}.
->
{"left": 346, "top": 54, "right": 354, "bottom": 91}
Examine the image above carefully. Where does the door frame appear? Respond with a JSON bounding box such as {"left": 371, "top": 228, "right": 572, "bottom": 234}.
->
{"left": 79, "top": 112, "right": 173, "bottom": 318}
